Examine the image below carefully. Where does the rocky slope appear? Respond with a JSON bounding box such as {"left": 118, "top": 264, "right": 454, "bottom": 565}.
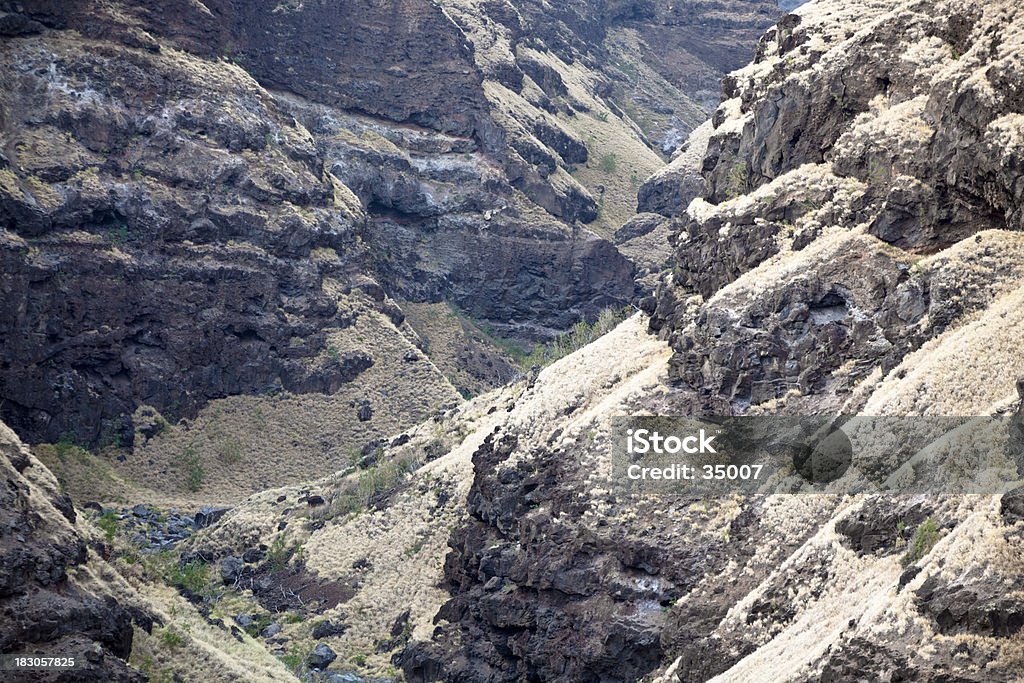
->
{"left": 385, "top": 0, "right": 1024, "bottom": 680}
{"left": 647, "top": 0, "right": 1024, "bottom": 416}
{"left": 0, "top": 421, "right": 145, "bottom": 681}
{"left": 394, "top": 1, "right": 1024, "bottom": 681}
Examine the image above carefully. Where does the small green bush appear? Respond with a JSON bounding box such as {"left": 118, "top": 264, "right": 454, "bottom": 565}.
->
{"left": 175, "top": 444, "right": 205, "bottom": 492}
{"left": 723, "top": 162, "right": 748, "bottom": 199}
{"left": 598, "top": 153, "right": 618, "bottom": 173}
{"left": 96, "top": 510, "right": 119, "bottom": 541}
{"left": 266, "top": 534, "right": 292, "bottom": 574}
{"left": 330, "top": 454, "right": 419, "bottom": 517}
{"left": 54, "top": 434, "right": 86, "bottom": 460}
{"left": 901, "top": 517, "right": 941, "bottom": 567}
{"left": 519, "top": 306, "right": 629, "bottom": 370}
{"left": 159, "top": 627, "right": 185, "bottom": 649}
{"left": 169, "top": 560, "right": 210, "bottom": 594}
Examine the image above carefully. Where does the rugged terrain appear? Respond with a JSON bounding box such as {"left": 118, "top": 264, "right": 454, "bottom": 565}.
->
{"left": 399, "top": 1, "right": 1024, "bottom": 680}
{"left": 0, "top": 0, "right": 781, "bottom": 497}
{"left": 4, "top": 0, "right": 1024, "bottom": 682}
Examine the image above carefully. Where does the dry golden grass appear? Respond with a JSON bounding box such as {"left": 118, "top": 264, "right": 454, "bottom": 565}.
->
{"left": 401, "top": 301, "right": 520, "bottom": 397}
{"left": 46, "top": 292, "right": 460, "bottom": 510}
{"left": 177, "top": 315, "right": 672, "bottom": 676}
{"left": 861, "top": 282, "right": 1024, "bottom": 416}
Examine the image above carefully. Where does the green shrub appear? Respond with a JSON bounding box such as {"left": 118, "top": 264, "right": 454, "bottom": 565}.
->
{"left": 519, "top": 306, "right": 629, "bottom": 370}
{"left": 175, "top": 444, "right": 205, "bottom": 492}
{"left": 330, "top": 454, "right": 418, "bottom": 517}
{"left": 159, "top": 627, "right": 185, "bottom": 649}
{"left": 245, "top": 614, "right": 274, "bottom": 638}
{"left": 723, "top": 162, "right": 748, "bottom": 199}
{"left": 266, "top": 534, "right": 292, "bottom": 574}
{"left": 54, "top": 434, "right": 86, "bottom": 460}
{"left": 279, "top": 651, "right": 302, "bottom": 671}
{"left": 901, "top": 517, "right": 941, "bottom": 567}
{"left": 169, "top": 560, "right": 210, "bottom": 594}
{"left": 598, "top": 153, "right": 618, "bottom": 173}
{"left": 107, "top": 224, "right": 130, "bottom": 245}
{"left": 96, "top": 510, "right": 119, "bottom": 540}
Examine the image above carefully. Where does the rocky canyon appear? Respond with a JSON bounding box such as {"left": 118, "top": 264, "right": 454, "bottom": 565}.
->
{"left": 1, "top": 1, "right": 1023, "bottom": 682}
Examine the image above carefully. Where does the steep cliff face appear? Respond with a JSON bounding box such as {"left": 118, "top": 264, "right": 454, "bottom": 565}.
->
{"left": 0, "top": 21, "right": 380, "bottom": 445}
{"left": 649, "top": 0, "right": 1024, "bottom": 415}
{"left": 4, "top": 0, "right": 490, "bottom": 134}
{"left": 0, "top": 0, "right": 609, "bottom": 449}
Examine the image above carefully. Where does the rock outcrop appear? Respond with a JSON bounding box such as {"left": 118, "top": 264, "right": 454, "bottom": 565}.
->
{"left": 0, "top": 421, "right": 146, "bottom": 681}
{"left": 650, "top": 0, "right": 1024, "bottom": 415}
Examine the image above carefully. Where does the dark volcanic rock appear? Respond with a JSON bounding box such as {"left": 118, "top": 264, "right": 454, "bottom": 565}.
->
{"left": 916, "top": 575, "right": 1024, "bottom": 638}
{"left": 0, "top": 422, "right": 145, "bottom": 681}
{"left": 0, "top": 21, "right": 379, "bottom": 445}
{"left": 220, "top": 556, "right": 245, "bottom": 585}
{"left": 308, "top": 643, "right": 338, "bottom": 670}
{"left": 636, "top": 122, "right": 712, "bottom": 217}
{"left": 195, "top": 506, "right": 231, "bottom": 529}
{"left": 0, "top": 0, "right": 648, "bottom": 445}
{"left": 614, "top": 213, "right": 668, "bottom": 244}
{"left": 1001, "top": 486, "right": 1024, "bottom": 525}
{"left": 312, "top": 619, "right": 349, "bottom": 640}
{"left": 398, "top": 416, "right": 839, "bottom": 683}
{"left": 835, "top": 498, "right": 934, "bottom": 557}
{"left": 9, "top": 0, "right": 489, "bottom": 138}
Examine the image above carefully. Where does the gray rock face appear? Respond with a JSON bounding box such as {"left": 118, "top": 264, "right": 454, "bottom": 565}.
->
{"left": 636, "top": 121, "right": 713, "bottom": 217}
{"left": 194, "top": 506, "right": 231, "bottom": 529}
{"left": 307, "top": 642, "right": 338, "bottom": 670}
{"left": 0, "top": 0, "right": 678, "bottom": 446}
{"left": 220, "top": 556, "right": 245, "bottom": 585}
{"left": 650, "top": 0, "right": 1024, "bottom": 411}
{"left": 114, "top": 504, "right": 196, "bottom": 550}
{"left": 286, "top": 100, "right": 636, "bottom": 337}
{"left": 614, "top": 213, "right": 669, "bottom": 244}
